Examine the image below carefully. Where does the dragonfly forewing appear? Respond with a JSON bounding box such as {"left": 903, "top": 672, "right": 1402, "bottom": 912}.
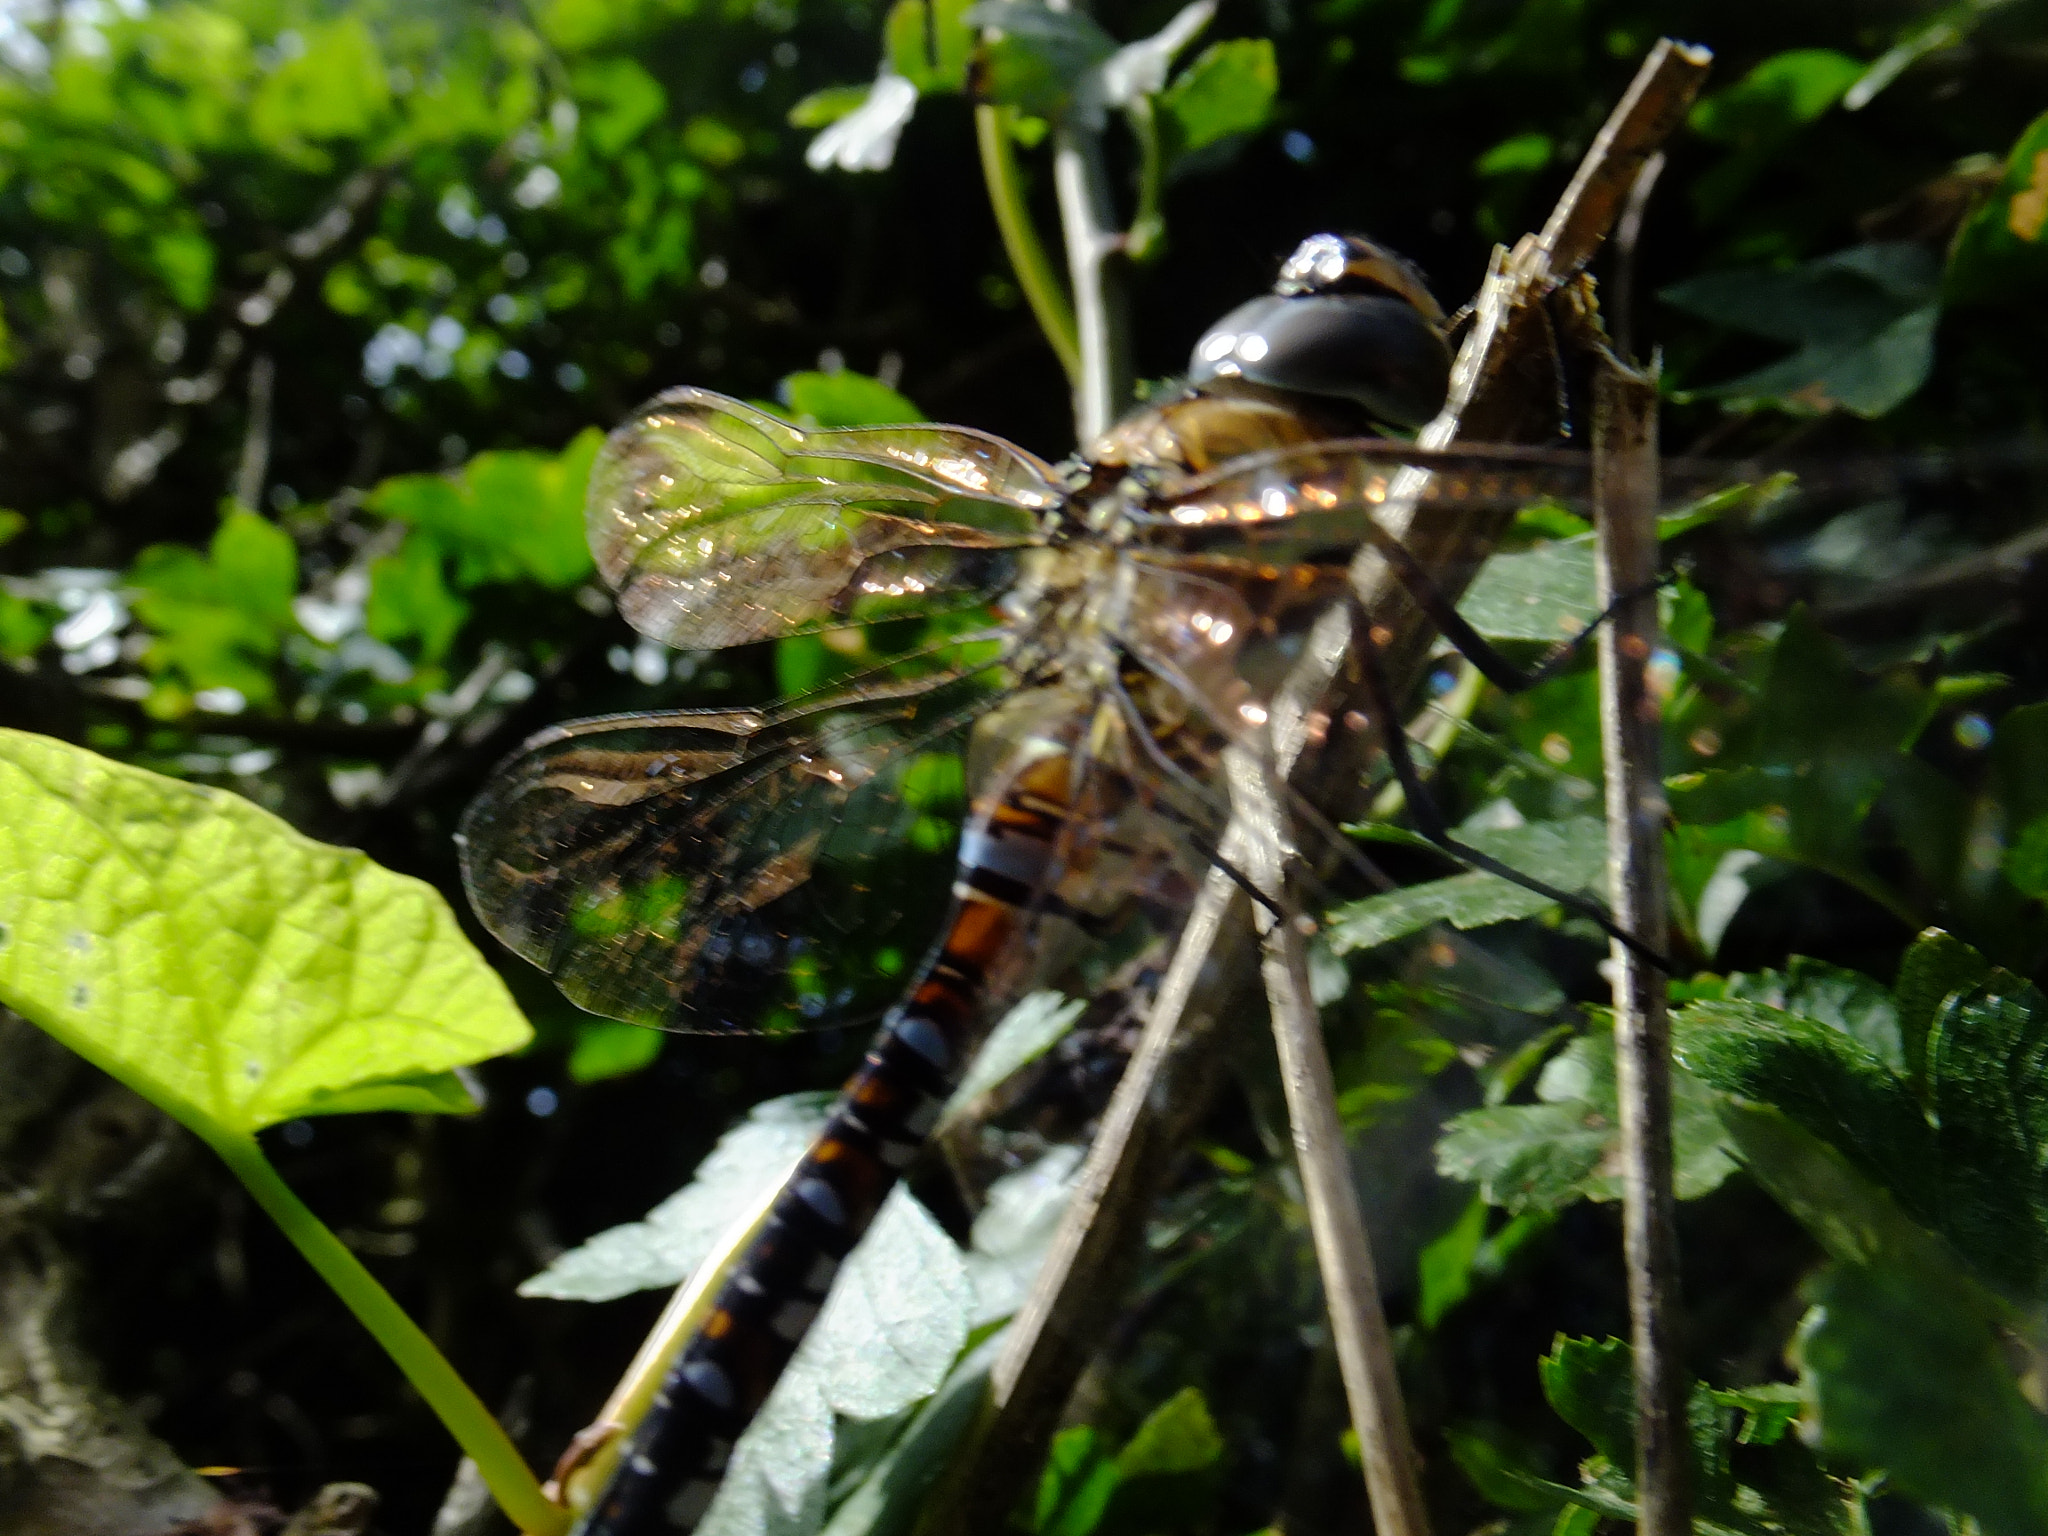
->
{"left": 588, "top": 388, "right": 1060, "bottom": 649}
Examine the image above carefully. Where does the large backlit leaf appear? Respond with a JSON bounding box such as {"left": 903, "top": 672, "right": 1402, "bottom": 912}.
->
{"left": 0, "top": 731, "right": 528, "bottom": 1138}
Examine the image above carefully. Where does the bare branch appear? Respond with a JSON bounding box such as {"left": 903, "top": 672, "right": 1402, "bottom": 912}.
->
{"left": 1227, "top": 746, "right": 1430, "bottom": 1536}
{"left": 1593, "top": 354, "right": 1689, "bottom": 1536}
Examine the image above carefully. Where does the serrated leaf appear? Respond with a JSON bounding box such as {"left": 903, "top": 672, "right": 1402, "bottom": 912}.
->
{"left": 1438, "top": 1030, "right": 1736, "bottom": 1214}
{"left": 519, "top": 1092, "right": 832, "bottom": 1301}
{"left": 1540, "top": 1336, "right": 1637, "bottom": 1466}
{"left": 699, "top": 1188, "right": 972, "bottom": 1536}
{"left": 963, "top": 1145, "right": 1083, "bottom": 1325}
{"left": 1797, "top": 1255, "right": 2048, "bottom": 1536}
{"left": 1458, "top": 538, "right": 1599, "bottom": 644}
{"left": 1717, "top": 957, "right": 1902, "bottom": 1071}
{"left": 1895, "top": 927, "right": 1992, "bottom": 1089}
{"left": 0, "top": 731, "right": 529, "bottom": 1139}
{"left": 817, "top": 1329, "right": 1008, "bottom": 1536}
{"left": 1327, "top": 819, "right": 1605, "bottom": 954}
{"left": 941, "top": 991, "right": 1084, "bottom": 1129}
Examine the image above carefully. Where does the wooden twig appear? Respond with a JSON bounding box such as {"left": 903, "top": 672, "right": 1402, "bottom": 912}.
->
{"left": 1225, "top": 747, "right": 1430, "bottom": 1536}
{"left": 1592, "top": 354, "right": 1689, "bottom": 1535}
{"left": 923, "top": 40, "right": 1712, "bottom": 1535}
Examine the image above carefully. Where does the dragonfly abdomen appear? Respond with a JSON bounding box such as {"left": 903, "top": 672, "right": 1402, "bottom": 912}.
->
{"left": 577, "top": 748, "right": 1077, "bottom": 1535}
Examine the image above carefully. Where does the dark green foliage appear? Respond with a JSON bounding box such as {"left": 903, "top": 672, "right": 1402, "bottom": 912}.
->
{"left": 5, "top": 0, "right": 2048, "bottom": 1531}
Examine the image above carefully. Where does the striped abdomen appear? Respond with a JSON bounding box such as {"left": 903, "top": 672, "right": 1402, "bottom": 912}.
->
{"left": 576, "top": 747, "right": 1078, "bottom": 1535}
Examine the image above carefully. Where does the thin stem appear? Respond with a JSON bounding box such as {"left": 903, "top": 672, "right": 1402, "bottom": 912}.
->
{"left": 1050, "top": 119, "right": 1131, "bottom": 442}
{"left": 1122, "top": 97, "right": 1165, "bottom": 264}
{"left": 206, "top": 1130, "right": 566, "bottom": 1536}
{"left": 1225, "top": 747, "right": 1432, "bottom": 1536}
{"left": 974, "top": 105, "right": 1081, "bottom": 388}
{"left": 233, "top": 352, "right": 275, "bottom": 512}
{"left": 1592, "top": 356, "right": 1690, "bottom": 1536}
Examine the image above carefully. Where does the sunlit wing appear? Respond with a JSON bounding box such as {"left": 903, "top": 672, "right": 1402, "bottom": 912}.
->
{"left": 1128, "top": 437, "right": 1601, "bottom": 562}
{"left": 457, "top": 661, "right": 1016, "bottom": 1034}
{"left": 588, "top": 388, "right": 1065, "bottom": 650}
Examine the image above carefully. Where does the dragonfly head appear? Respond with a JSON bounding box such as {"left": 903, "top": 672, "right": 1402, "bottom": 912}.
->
{"left": 1188, "top": 233, "right": 1451, "bottom": 430}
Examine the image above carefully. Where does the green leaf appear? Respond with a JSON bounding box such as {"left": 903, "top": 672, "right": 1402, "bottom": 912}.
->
{"left": 1113, "top": 1387, "right": 1224, "bottom": 1479}
{"left": 965, "top": 2, "right": 1115, "bottom": 117}
{"left": 885, "top": 0, "right": 977, "bottom": 93}
{"left": 519, "top": 1091, "right": 833, "bottom": 1301}
{"left": 130, "top": 508, "right": 301, "bottom": 706}
{"left": 365, "top": 533, "right": 469, "bottom": 662}
{"left": 1894, "top": 927, "right": 1991, "bottom": 1089}
{"left": 2008, "top": 814, "right": 2048, "bottom": 898}
{"left": 1685, "top": 49, "right": 1863, "bottom": 222}
{"left": 1717, "top": 956, "right": 1902, "bottom": 1071}
{"left": 1539, "top": 1335, "right": 1637, "bottom": 1466}
{"left": 817, "top": 1329, "right": 1008, "bottom": 1536}
{"left": 248, "top": 15, "right": 391, "bottom": 159}
{"left": 1327, "top": 818, "right": 1605, "bottom": 954}
{"left": 1663, "top": 244, "right": 1940, "bottom": 417}
{"left": 566, "top": 1018, "right": 664, "bottom": 1083}
{"left": 1157, "top": 38, "right": 1276, "bottom": 168}
{"left": 0, "top": 731, "right": 529, "bottom": 1139}
{"left": 699, "top": 1187, "right": 972, "bottom": 1536}
{"left": 1664, "top": 608, "right": 1934, "bottom": 908}
{"left": 789, "top": 84, "right": 873, "bottom": 128}
{"left": 1947, "top": 109, "right": 2048, "bottom": 306}
{"left": 150, "top": 225, "right": 216, "bottom": 310}
{"left": 1417, "top": 1193, "right": 1488, "bottom": 1327}
{"left": 0, "top": 592, "right": 53, "bottom": 662}
{"left": 1035, "top": 1426, "right": 1117, "bottom": 1536}
{"left": 364, "top": 429, "right": 602, "bottom": 589}
{"left": 779, "top": 370, "right": 925, "bottom": 428}
{"left": 940, "top": 990, "right": 1085, "bottom": 1128}
{"left": 1438, "top": 1029, "right": 1737, "bottom": 1214}
{"left": 1797, "top": 1254, "right": 2048, "bottom": 1536}
{"left": 1094, "top": 1387, "right": 1224, "bottom": 1535}
{"left": 572, "top": 57, "right": 667, "bottom": 156}
{"left": 1458, "top": 537, "right": 1598, "bottom": 644}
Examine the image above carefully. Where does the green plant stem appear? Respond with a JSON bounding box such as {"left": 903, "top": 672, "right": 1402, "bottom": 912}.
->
{"left": 1122, "top": 97, "right": 1165, "bottom": 264}
{"left": 974, "top": 104, "right": 1081, "bottom": 388}
{"left": 1050, "top": 118, "right": 1133, "bottom": 441}
{"left": 206, "top": 1130, "right": 567, "bottom": 1536}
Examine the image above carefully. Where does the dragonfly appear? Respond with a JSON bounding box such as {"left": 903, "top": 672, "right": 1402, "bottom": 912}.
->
{"left": 456, "top": 232, "right": 1747, "bottom": 1534}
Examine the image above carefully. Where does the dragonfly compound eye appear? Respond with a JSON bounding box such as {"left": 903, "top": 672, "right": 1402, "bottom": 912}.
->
{"left": 1188, "top": 290, "right": 1452, "bottom": 429}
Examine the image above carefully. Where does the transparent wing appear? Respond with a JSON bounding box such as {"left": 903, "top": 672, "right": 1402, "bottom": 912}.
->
{"left": 588, "top": 388, "right": 1063, "bottom": 649}
{"left": 1129, "top": 437, "right": 1600, "bottom": 560}
{"left": 458, "top": 661, "right": 1016, "bottom": 1034}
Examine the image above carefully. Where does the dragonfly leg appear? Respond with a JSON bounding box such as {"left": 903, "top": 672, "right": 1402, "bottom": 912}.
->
{"left": 1349, "top": 601, "right": 1674, "bottom": 973}
{"left": 1357, "top": 517, "right": 1668, "bottom": 694}
{"left": 1099, "top": 669, "right": 1286, "bottom": 921}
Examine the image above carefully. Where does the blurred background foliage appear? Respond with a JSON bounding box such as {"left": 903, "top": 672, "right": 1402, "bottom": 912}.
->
{"left": 3, "top": 0, "right": 2048, "bottom": 1529}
